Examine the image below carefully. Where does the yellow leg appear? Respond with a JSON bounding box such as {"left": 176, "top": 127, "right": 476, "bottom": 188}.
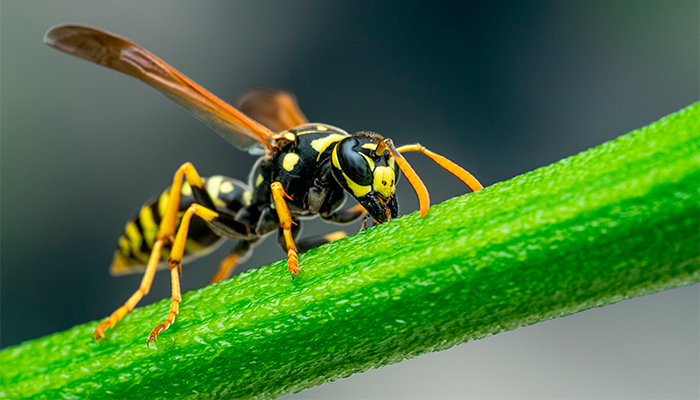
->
{"left": 146, "top": 266, "right": 181, "bottom": 346}
{"left": 93, "top": 162, "right": 208, "bottom": 341}
{"left": 209, "top": 253, "right": 240, "bottom": 284}
{"left": 158, "top": 162, "right": 207, "bottom": 242}
{"left": 323, "top": 231, "right": 347, "bottom": 242}
{"left": 270, "top": 182, "right": 301, "bottom": 277}
{"left": 94, "top": 239, "right": 164, "bottom": 340}
{"left": 147, "top": 204, "right": 219, "bottom": 345}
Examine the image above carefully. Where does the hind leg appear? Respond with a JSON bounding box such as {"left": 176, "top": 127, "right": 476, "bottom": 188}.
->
{"left": 94, "top": 162, "right": 211, "bottom": 340}
{"left": 209, "top": 240, "right": 256, "bottom": 284}
{"left": 295, "top": 232, "right": 348, "bottom": 253}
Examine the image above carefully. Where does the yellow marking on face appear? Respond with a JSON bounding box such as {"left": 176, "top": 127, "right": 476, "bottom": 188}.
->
{"left": 311, "top": 134, "right": 347, "bottom": 161}
{"left": 284, "top": 132, "right": 296, "bottom": 141}
{"left": 362, "top": 143, "right": 378, "bottom": 151}
{"left": 317, "top": 125, "right": 328, "bottom": 131}
{"left": 283, "top": 153, "right": 300, "bottom": 172}
{"left": 243, "top": 190, "right": 252, "bottom": 206}
{"left": 219, "top": 180, "right": 235, "bottom": 194}
{"left": 139, "top": 205, "right": 158, "bottom": 246}
{"left": 181, "top": 182, "right": 192, "bottom": 196}
{"left": 255, "top": 174, "right": 264, "bottom": 187}
{"left": 373, "top": 166, "right": 396, "bottom": 199}
{"left": 343, "top": 171, "right": 371, "bottom": 197}
{"left": 361, "top": 153, "right": 375, "bottom": 171}
{"left": 125, "top": 221, "right": 149, "bottom": 263}
{"left": 388, "top": 157, "right": 396, "bottom": 169}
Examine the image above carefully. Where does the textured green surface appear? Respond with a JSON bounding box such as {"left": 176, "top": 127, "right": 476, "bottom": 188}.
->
{"left": 1, "top": 103, "right": 699, "bottom": 399}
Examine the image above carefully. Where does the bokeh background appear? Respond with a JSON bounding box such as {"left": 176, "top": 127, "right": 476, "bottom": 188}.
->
{"left": 1, "top": 1, "right": 698, "bottom": 398}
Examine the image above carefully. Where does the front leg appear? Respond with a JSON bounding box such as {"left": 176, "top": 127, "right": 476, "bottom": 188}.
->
{"left": 270, "top": 182, "right": 301, "bottom": 277}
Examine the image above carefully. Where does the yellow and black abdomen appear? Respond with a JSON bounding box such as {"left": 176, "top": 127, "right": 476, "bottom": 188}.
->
{"left": 110, "top": 175, "right": 251, "bottom": 275}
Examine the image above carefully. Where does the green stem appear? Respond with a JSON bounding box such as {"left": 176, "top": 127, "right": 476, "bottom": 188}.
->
{"left": 2, "top": 103, "right": 699, "bottom": 400}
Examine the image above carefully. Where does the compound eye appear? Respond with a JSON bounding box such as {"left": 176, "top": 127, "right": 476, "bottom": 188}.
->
{"left": 337, "top": 138, "right": 372, "bottom": 186}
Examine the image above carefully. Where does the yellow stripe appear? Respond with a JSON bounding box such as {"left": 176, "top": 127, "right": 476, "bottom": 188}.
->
{"left": 332, "top": 144, "right": 341, "bottom": 169}
{"left": 343, "top": 171, "right": 371, "bottom": 197}
{"left": 118, "top": 235, "right": 131, "bottom": 256}
{"left": 362, "top": 143, "right": 377, "bottom": 151}
{"left": 125, "top": 221, "right": 149, "bottom": 263}
{"left": 361, "top": 153, "right": 375, "bottom": 171}
{"left": 158, "top": 189, "right": 170, "bottom": 218}
{"left": 139, "top": 205, "right": 158, "bottom": 247}
{"left": 255, "top": 174, "right": 264, "bottom": 187}
{"left": 311, "top": 134, "right": 346, "bottom": 161}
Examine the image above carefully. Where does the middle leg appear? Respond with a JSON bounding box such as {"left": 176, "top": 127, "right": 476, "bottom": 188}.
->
{"left": 209, "top": 239, "right": 256, "bottom": 284}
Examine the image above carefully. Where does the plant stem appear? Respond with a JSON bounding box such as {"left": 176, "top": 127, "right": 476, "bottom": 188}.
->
{"left": 1, "top": 103, "right": 698, "bottom": 400}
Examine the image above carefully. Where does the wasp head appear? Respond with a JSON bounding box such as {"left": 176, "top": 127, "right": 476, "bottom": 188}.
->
{"left": 331, "top": 133, "right": 401, "bottom": 223}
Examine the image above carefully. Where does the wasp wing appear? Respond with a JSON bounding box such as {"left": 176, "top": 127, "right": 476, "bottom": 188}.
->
{"left": 44, "top": 24, "right": 274, "bottom": 154}
{"left": 235, "top": 88, "right": 309, "bottom": 133}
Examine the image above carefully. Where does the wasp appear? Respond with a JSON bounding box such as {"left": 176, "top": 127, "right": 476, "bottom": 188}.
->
{"left": 44, "top": 24, "right": 483, "bottom": 345}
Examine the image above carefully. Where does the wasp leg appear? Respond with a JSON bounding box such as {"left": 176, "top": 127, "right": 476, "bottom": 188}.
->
{"left": 147, "top": 204, "right": 219, "bottom": 345}
{"left": 270, "top": 182, "right": 301, "bottom": 277}
{"left": 321, "top": 204, "right": 366, "bottom": 224}
{"left": 276, "top": 217, "right": 302, "bottom": 252}
{"left": 209, "top": 240, "right": 255, "bottom": 284}
{"left": 94, "top": 162, "right": 208, "bottom": 340}
{"left": 94, "top": 239, "right": 165, "bottom": 340}
{"left": 296, "top": 231, "right": 347, "bottom": 252}
{"left": 396, "top": 143, "right": 483, "bottom": 192}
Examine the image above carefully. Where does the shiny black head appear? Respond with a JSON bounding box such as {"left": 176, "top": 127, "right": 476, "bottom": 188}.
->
{"left": 331, "top": 133, "right": 400, "bottom": 223}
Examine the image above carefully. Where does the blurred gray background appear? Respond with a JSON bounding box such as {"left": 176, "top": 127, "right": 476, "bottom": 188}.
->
{"left": 1, "top": 1, "right": 698, "bottom": 398}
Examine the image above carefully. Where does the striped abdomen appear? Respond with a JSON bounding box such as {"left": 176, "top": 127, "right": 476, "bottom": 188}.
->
{"left": 110, "top": 175, "right": 251, "bottom": 275}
